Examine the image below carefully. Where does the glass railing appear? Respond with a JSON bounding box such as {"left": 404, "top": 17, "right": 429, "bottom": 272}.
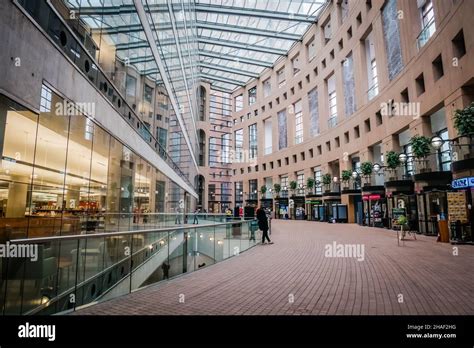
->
{"left": 0, "top": 219, "right": 260, "bottom": 315}
{"left": 384, "top": 167, "right": 411, "bottom": 181}
{"left": 0, "top": 213, "right": 233, "bottom": 242}
{"left": 412, "top": 152, "right": 447, "bottom": 174}
{"left": 451, "top": 134, "right": 474, "bottom": 162}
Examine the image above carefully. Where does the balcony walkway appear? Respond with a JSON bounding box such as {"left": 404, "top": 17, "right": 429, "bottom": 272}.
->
{"left": 74, "top": 220, "right": 474, "bottom": 315}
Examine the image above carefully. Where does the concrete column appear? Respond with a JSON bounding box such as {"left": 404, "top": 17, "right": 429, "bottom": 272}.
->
{"left": 6, "top": 176, "right": 28, "bottom": 218}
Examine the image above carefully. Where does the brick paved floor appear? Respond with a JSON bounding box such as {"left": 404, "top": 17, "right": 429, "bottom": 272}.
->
{"left": 74, "top": 220, "right": 474, "bottom": 315}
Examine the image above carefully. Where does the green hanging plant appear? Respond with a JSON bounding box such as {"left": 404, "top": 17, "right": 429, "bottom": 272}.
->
{"left": 289, "top": 180, "right": 297, "bottom": 191}
{"left": 386, "top": 151, "right": 401, "bottom": 169}
{"left": 273, "top": 183, "right": 281, "bottom": 195}
{"left": 322, "top": 174, "right": 332, "bottom": 186}
{"left": 453, "top": 102, "right": 474, "bottom": 136}
{"left": 306, "top": 177, "right": 315, "bottom": 190}
{"left": 341, "top": 170, "right": 352, "bottom": 182}
{"left": 360, "top": 162, "right": 373, "bottom": 176}
{"left": 409, "top": 135, "right": 431, "bottom": 159}
{"left": 260, "top": 185, "right": 267, "bottom": 195}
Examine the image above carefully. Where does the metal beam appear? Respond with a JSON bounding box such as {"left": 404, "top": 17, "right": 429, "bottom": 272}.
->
{"left": 199, "top": 62, "right": 259, "bottom": 79}
{"left": 73, "top": 4, "right": 169, "bottom": 16}
{"left": 91, "top": 24, "right": 143, "bottom": 34}
{"left": 133, "top": 0, "right": 199, "bottom": 174}
{"left": 115, "top": 41, "right": 149, "bottom": 51}
{"left": 195, "top": 4, "right": 317, "bottom": 23}
{"left": 196, "top": 21, "right": 300, "bottom": 41}
{"left": 198, "top": 37, "right": 286, "bottom": 55}
{"left": 199, "top": 50, "right": 272, "bottom": 68}
{"left": 208, "top": 85, "right": 235, "bottom": 94}
{"left": 72, "top": 3, "right": 322, "bottom": 23}
{"left": 200, "top": 73, "right": 248, "bottom": 87}
{"left": 114, "top": 37, "right": 178, "bottom": 51}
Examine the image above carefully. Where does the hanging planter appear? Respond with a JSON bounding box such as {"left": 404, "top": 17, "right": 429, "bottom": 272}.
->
{"left": 341, "top": 170, "right": 352, "bottom": 189}
{"left": 386, "top": 151, "right": 400, "bottom": 181}
{"left": 409, "top": 135, "right": 431, "bottom": 173}
{"left": 360, "top": 162, "right": 373, "bottom": 186}
{"left": 306, "top": 177, "right": 315, "bottom": 195}
{"left": 453, "top": 102, "right": 474, "bottom": 136}
{"left": 273, "top": 183, "right": 281, "bottom": 198}
{"left": 322, "top": 174, "right": 332, "bottom": 193}
{"left": 289, "top": 180, "right": 297, "bottom": 196}
{"left": 453, "top": 102, "right": 474, "bottom": 158}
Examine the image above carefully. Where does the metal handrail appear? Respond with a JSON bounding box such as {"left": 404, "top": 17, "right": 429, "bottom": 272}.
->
{"left": 10, "top": 218, "right": 255, "bottom": 243}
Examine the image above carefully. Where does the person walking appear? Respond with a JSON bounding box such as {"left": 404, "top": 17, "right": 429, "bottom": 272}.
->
{"left": 175, "top": 206, "right": 182, "bottom": 225}
{"left": 193, "top": 208, "right": 200, "bottom": 224}
{"left": 161, "top": 262, "right": 170, "bottom": 279}
{"left": 257, "top": 205, "right": 273, "bottom": 244}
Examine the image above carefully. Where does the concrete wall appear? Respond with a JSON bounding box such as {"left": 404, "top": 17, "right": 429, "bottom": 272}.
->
{"left": 0, "top": 0, "right": 197, "bottom": 198}
{"left": 226, "top": 0, "right": 474, "bottom": 204}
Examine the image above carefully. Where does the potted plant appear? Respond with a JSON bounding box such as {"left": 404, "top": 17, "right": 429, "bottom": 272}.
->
{"left": 273, "top": 183, "right": 281, "bottom": 198}
{"left": 289, "top": 180, "right": 297, "bottom": 196}
{"left": 360, "top": 161, "right": 373, "bottom": 186}
{"left": 453, "top": 102, "right": 474, "bottom": 136}
{"left": 341, "top": 170, "right": 352, "bottom": 189}
{"left": 386, "top": 151, "right": 400, "bottom": 181}
{"left": 260, "top": 185, "right": 267, "bottom": 197}
{"left": 306, "top": 177, "right": 315, "bottom": 195}
{"left": 409, "top": 135, "right": 431, "bottom": 173}
{"left": 453, "top": 102, "right": 474, "bottom": 158}
{"left": 322, "top": 173, "right": 332, "bottom": 193}
{"left": 397, "top": 215, "right": 408, "bottom": 242}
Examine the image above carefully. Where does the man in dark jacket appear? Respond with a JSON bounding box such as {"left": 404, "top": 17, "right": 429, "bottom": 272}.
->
{"left": 256, "top": 206, "right": 273, "bottom": 244}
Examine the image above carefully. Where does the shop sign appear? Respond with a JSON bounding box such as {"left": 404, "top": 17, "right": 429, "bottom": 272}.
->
{"left": 305, "top": 200, "right": 322, "bottom": 204}
{"left": 362, "top": 194, "right": 381, "bottom": 201}
{"left": 392, "top": 208, "right": 406, "bottom": 221}
{"left": 447, "top": 191, "right": 468, "bottom": 223}
{"left": 451, "top": 177, "right": 474, "bottom": 189}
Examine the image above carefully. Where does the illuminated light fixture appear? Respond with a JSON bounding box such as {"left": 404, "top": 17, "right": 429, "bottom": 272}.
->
{"left": 399, "top": 153, "right": 407, "bottom": 163}
{"left": 333, "top": 177, "right": 338, "bottom": 183}
{"left": 159, "top": 240, "right": 165, "bottom": 245}
{"left": 373, "top": 163, "right": 381, "bottom": 173}
{"left": 199, "top": 234, "right": 203, "bottom": 238}
{"left": 431, "top": 136, "right": 443, "bottom": 150}
{"left": 209, "top": 237, "right": 214, "bottom": 241}
{"left": 352, "top": 171, "right": 358, "bottom": 179}
{"left": 217, "top": 240, "right": 223, "bottom": 245}
{"left": 148, "top": 245, "right": 153, "bottom": 250}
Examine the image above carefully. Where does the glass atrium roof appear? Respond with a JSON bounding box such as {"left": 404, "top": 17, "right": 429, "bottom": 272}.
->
{"left": 65, "top": 0, "right": 328, "bottom": 93}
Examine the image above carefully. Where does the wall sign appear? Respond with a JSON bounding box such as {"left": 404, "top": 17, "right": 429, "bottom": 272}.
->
{"left": 447, "top": 191, "right": 468, "bottom": 223}
{"left": 451, "top": 177, "right": 474, "bottom": 189}
{"left": 363, "top": 194, "right": 381, "bottom": 201}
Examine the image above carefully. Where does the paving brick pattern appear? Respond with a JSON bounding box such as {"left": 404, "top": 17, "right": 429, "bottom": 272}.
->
{"left": 73, "top": 221, "right": 474, "bottom": 315}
